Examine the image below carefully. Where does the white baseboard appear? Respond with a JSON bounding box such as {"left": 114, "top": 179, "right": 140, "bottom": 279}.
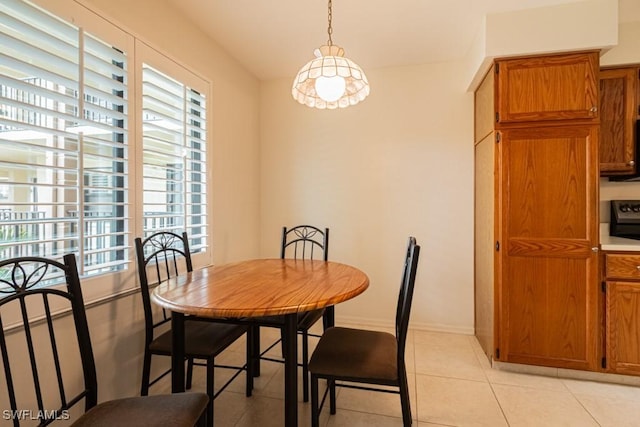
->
{"left": 335, "top": 315, "right": 475, "bottom": 335}
{"left": 410, "top": 321, "right": 475, "bottom": 335}
{"left": 493, "top": 360, "right": 640, "bottom": 387}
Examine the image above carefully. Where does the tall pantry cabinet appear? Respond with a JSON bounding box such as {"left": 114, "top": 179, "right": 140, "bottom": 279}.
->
{"left": 474, "top": 51, "right": 601, "bottom": 371}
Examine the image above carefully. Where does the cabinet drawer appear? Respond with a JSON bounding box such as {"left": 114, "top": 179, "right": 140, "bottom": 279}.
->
{"left": 606, "top": 254, "right": 640, "bottom": 280}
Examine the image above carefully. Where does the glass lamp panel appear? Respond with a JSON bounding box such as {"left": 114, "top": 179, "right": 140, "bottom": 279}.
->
{"left": 321, "top": 65, "right": 337, "bottom": 77}
{"left": 323, "top": 56, "right": 337, "bottom": 67}
{"left": 336, "top": 66, "right": 351, "bottom": 77}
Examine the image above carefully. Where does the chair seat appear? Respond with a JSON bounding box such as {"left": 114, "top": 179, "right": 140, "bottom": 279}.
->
{"left": 71, "top": 392, "right": 209, "bottom": 427}
{"left": 309, "top": 327, "right": 398, "bottom": 383}
{"left": 149, "top": 320, "right": 247, "bottom": 358}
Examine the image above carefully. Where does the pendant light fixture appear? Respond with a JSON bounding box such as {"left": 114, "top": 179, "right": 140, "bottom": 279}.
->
{"left": 291, "top": 0, "right": 370, "bottom": 109}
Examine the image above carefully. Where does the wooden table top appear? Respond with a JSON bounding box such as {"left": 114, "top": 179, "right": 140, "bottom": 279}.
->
{"left": 151, "top": 258, "right": 369, "bottom": 318}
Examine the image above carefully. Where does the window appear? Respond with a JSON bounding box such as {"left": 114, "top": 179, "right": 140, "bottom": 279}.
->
{"left": 0, "top": 1, "right": 212, "bottom": 297}
{"left": 0, "top": 0, "right": 128, "bottom": 277}
{"left": 141, "top": 64, "right": 207, "bottom": 254}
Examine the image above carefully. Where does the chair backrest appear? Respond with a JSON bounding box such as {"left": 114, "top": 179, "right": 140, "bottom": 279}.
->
{"left": 134, "top": 231, "right": 193, "bottom": 343}
{"left": 0, "top": 254, "right": 98, "bottom": 425}
{"left": 395, "top": 237, "right": 420, "bottom": 364}
{"left": 280, "top": 225, "right": 329, "bottom": 261}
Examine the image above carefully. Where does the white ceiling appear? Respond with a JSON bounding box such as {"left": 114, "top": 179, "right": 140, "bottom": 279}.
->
{"left": 167, "top": 0, "right": 637, "bottom": 81}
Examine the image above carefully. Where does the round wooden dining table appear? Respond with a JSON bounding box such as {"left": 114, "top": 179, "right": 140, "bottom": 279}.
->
{"left": 151, "top": 258, "right": 369, "bottom": 427}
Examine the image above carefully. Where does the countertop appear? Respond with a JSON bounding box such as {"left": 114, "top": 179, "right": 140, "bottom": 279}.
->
{"left": 600, "top": 223, "right": 640, "bottom": 252}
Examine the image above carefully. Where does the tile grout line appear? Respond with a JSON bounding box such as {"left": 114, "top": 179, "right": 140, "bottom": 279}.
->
{"left": 486, "top": 380, "right": 512, "bottom": 427}
{"left": 562, "top": 380, "right": 604, "bottom": 427}
{"left": 468, "top": 335, "right": 512, "bottom": 427}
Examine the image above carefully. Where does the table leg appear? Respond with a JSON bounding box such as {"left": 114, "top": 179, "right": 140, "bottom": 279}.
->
{"left": 171, "top": 312, "right": 185, "bottom": 393}
{"left": 283, "top": 313, "right": 298, "bottom": 427}
{"left": 324, "top": 305, "right": 335, "bottom": 329}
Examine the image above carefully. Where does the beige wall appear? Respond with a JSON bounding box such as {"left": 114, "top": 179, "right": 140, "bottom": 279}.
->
{"left": 485, "top": 0, "right": 618, "bottom": 58}
{"left": 601, "top": 21, "right": 640, "bottom": 66}
{"left": 465, "top": 0, "right": 619, "bottom": 90}
{"left": 259, "top": 62, "right": 475, "bottom": 333}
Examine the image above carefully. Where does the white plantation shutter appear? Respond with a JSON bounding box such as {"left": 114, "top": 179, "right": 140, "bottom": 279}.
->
{"left": 0, "top": 0, "right": 128, "bottom": 278}
{"left": 141, "top": 64, "right": 207, "bottom": 253}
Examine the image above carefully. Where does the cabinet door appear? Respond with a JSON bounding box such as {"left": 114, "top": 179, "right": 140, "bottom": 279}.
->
{"left": 498, "top": 125, "right": 599, "bottom": 370}
{"left": 606, "top": 281, "right": 640, "bottom": 375}
{"left": 600, "top": 67, "right": 638, "bottom": 175}
{"left": 496, "top": 52, "right": 599, "bottom": 123}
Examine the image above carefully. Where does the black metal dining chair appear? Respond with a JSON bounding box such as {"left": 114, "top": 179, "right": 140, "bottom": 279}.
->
{"left": 135, "top": 231, "right": 253, "bottom": 427}
{"left": 0, "top": 254, "right": 209, "bottom": 427}
{"left": 309, "top": 236, "right": 420, "bottom": 427}
{"left": 252, "top": 225, "right": 330, "bottom": 402}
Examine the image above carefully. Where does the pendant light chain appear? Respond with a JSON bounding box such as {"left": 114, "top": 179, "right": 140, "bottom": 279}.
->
{"left": 327, "top": 0, "right": 333, "bottom": 46}
{"left": 291, "top": 0, "right": 370, "bottom": 109}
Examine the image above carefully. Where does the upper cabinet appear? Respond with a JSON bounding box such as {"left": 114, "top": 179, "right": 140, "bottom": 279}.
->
{"left": 496, "top": 52, "right": 599, "bottom": 124}
{"left": 599, "top": 66, "right": 639, "bottom": 176}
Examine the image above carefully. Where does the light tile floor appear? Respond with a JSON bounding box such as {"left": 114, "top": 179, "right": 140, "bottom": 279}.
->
{"left": 152, "top": 324, "right": 640, "bottom": 426}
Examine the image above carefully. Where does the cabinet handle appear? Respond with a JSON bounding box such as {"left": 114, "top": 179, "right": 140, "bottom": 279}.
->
{"left": 592, "top": 247, "right": 599, "bottom": 252}
{"left": 629, "top": 160, "right": 636, "bottom": 166}
{"left": 590, "top": 106, "right": 598, "bottom": 113}
{"left": 637, "top": 265, "right": 640, "bottom": 271}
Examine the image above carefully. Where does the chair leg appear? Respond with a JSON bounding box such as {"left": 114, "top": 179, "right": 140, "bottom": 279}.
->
{"left": 186, "top": 357, "right": 195, "bottom": 390}
{"left": 399, "top": 372, "right": 412, "bottom": 426}
{"left": 279, "top": 327, "right": 286, "bottom": 357}
{"left": 311, "top": 374, "right": 320, "bottom": 427}
{"left": 206, "top": 358, "right": 214, "bottom": 427}
{"left": 329, "top": 378, "right": 336, "bottom": 415}
{"left": 252, "top": 325, "right": 261, "bottom": 377}
{"left": 302, "top": 329, "right": 309, "bottom": 402}
{"left": 140, "top": 349, "right": 152, "bottom": 396}
{"left": 246, "top": 327, "right": 253, "bottom": 397}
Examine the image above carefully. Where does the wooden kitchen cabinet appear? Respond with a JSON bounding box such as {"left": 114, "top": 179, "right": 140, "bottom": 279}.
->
{"left": 604, "top": 253, "right": 640, "bottom": 375}
{"left": 474, "top": 51, "right": 600, "bottom": 370}
{"left": 599, "top": 67, "right": 639, "bottom": 175}
{"left": 496, "top": 52, "right": 599, "bottom": 124}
